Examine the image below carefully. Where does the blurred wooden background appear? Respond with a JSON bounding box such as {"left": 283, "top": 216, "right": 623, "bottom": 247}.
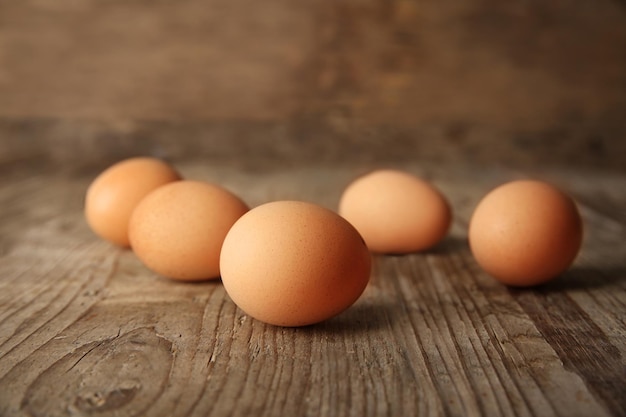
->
{"left": 1, "top": 0, "right": 625, "bottom": 171}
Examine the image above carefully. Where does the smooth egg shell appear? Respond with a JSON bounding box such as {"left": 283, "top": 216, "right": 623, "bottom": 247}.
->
{"left": 469, "top": 180, "right": 583, "bottom": 287}
{"left": 85, "top": 157, "right": 181, "bottom": 247}
{"left": 338, "top": 169, "right": 452, "bottom": 253}
{"left": 129, "top": 180, "right": 249, "bottom": 281}
{"left": 220, "top": 201, "right": 371, "bottom": 327}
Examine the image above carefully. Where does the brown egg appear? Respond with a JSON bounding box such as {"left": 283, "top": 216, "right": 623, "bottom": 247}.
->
{"left": 129, "top": 180, "right": 249, "bottom": 281}
{"left": 220, "top": 201, "right": 371, "bottom": 327}
{"left": 469, "top": 180, "right": 583, "bottom": 287}
{"left": 85, "top": 157, "right": 181, "bottom": 247}
{"left": 338, "top": 169, "right": 452, "bottom": 253}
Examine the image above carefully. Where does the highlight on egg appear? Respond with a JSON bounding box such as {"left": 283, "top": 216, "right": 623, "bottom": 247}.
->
{"left": 129, "top": 180, "right": 249, "bottom": 281}
{"left": 85, "top": 157, "right": 181, "bottom": 247}
{"left": 338, "top": 169, "right": 452, "bottom": 254}
{"left": 468, "top": 180, "right": 583, "bottom": 287}
{"left": 220, "top": 200, "right": 371, "bottom": 327}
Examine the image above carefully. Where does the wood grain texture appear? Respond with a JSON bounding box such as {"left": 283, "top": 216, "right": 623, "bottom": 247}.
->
{"left": 0, "top": 161, "right": 624, "bottom": 417}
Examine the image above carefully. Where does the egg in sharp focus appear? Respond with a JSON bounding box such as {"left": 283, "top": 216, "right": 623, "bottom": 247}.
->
{"left": 338, "top": 169, "right": 452, "bottom": 254}
{"left": 469, "top": 180, "right": 583, "bottom": 287}
{"left": 129, "top": 180, "right": 249, "bottom": 281}
{"left": 220, "top": 200, "right": 371, "bottom": 327}
{"left": 85, "top": 157, "right": 181, "bottom": 247}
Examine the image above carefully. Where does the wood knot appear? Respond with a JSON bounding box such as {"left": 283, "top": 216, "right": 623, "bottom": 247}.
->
{"left": 21, "top": 327, "right": 173, "bottom": 417}
{"left": 74, "top": 382, "right": 140, "bottom": 412}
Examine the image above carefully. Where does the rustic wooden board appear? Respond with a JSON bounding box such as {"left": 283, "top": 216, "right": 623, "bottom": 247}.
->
{"left": 0, "top": 161, "right": 624, "bottom": 417}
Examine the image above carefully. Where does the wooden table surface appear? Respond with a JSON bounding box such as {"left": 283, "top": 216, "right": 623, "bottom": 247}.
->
{"left": 0, "top": 154, "right": 624, "bottom": 417}
{"left": 1, "top": 1, "right": 626, "bottom": 416}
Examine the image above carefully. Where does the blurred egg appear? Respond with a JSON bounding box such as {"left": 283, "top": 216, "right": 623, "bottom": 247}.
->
{"left": 85, "top": 157, "right": 181, "bottom": 247}
{"left": 469, "top": 180, "right": 583, "bottom": 287}
{"left": 338, "top": 169, "right": 452, "bottom": 253}
{"left": 220, "top": 201, "right": 371, "bottom": 327}
{"left": 129, "top": 180, "right": 249, "bottom": 281}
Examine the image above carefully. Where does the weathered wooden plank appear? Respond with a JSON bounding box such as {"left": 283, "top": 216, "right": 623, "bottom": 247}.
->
{"left": 0, "top": 162, "right": 624, "bottom": 417}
